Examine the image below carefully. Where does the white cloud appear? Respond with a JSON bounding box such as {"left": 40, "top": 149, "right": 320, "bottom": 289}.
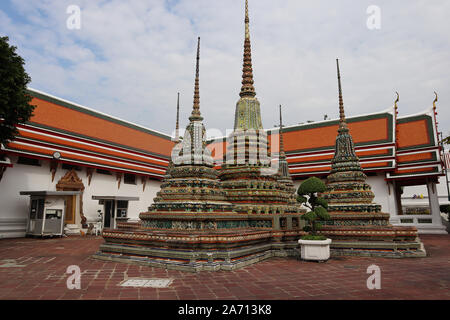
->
{"left": 1, "top": 0, "right": 449, "bottom": 137}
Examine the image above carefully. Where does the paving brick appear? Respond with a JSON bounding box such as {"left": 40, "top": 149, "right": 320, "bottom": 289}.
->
{"left": 0, "top": 235, "right": 449, "bottom": 300}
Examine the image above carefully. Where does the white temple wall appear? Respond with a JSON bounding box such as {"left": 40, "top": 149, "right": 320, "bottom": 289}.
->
{"left": 366, "top": 174, "right": 391, "bottom": 213}
{"left": 82, "top": 171, "right": 161, "bottom": 222}
{"left": 0, "top": 155, "right": 49, "bottom": 238}
{"left": 0, "top": 155, "right": 162, "bottom": 238}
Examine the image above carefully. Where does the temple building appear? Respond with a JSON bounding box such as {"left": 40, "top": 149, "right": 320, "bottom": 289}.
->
{"left": 0, "top": 88, "right": 174, "bottom": 238}
{"left": 0, "top": 0, "right": 448, "bottom": 244}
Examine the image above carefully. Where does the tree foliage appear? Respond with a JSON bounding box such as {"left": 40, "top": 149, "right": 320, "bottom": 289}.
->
{"left": 297, "top": 177, "right": 330, "bottom": 238}
{"left": 0, "top": 36, "right": 35, "bottom": 148}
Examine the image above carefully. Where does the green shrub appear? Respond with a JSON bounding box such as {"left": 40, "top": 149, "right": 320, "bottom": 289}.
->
{"left": 297, "top": 177, "right": 330, "bottom": 239}
{"left": 300, "top": 235, "right": 328, "bottom": 241}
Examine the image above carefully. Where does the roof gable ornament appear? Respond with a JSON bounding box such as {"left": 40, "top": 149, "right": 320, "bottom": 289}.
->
{"left": 394, "top": 91, "right": 399, "bottom": 113}
{"left": 56, "top": 168, "right": 84, "bottom": 191}
{"left": 433, "top": 91, "right": 438, "bottom": 111}
{"left": 433, "top": 91, "right": 439, "bottom": 134}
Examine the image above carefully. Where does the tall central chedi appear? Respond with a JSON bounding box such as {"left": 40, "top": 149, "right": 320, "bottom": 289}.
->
{"left": 220, "top": 0, "right": 302, "bottom": 217}
{"left": 318, "top": 60, "right": 426, "bottom": 258}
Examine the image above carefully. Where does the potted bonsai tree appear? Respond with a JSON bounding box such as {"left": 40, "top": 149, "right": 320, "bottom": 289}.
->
{"left": 297, "top": 177, "right": 332, "bottom": 262}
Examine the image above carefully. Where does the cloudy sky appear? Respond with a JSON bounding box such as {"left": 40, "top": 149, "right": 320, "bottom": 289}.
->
{"left": 1, "top": 0, "right": 449, "bottom": 139}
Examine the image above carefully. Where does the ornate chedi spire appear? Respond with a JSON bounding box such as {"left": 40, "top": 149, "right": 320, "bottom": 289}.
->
{"left": 337, "top": 59, "right": 348, "bottom": 132}
{"left": 166, "top": 92, "right": 181, "bottom": 176}
{"left": 331, "top": 59, "right": 359, "bottom": 170}
{"left": 324, "top": 59, "right": 376, "bottom": 208}
{"left": 233, "top": 0, "right": 263, "bottom": 131}
{"left": 240, "top": 0, "right": 256, "bottom": 98}
{"left": 220, "top": 0, "right": 302, "bottom": 217}
{"left": 190, "top": 37, "right": 203, "bottom": 121}
{"left": 142, "top": 36, "right": 233, "bottom": 225}
{"left": 175, "top": 92, "right": 180, "bottom": 142}
{"left": 278, "top": 105, "right": 290, "bottom": 179}
{"left": 277, "top": 105, "right": 297, "bottom": 204}
{"left": 318, "top": 59, "right": 425, "bottom": 258}
{"left": 171, "top": 36, "right": 213, "bottom": 167}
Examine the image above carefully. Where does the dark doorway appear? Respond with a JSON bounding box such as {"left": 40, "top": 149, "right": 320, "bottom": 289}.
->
{"left": 104, "top": 200, "right": 115, "bottom": 229}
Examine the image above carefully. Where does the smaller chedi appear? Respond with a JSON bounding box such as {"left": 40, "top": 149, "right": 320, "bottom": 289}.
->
{"left": 318, "top": 59, "right": 426, "bottom": 258}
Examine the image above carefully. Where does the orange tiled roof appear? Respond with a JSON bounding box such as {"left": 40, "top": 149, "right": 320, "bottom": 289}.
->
{"left": 3, "top": 89, "right": 443, "bottom": 181}
{"left": 3, "top": 89, "right": 174, "bottom": 179}
{"left": 207, "top": 107, "right": 443, "bottom": 180}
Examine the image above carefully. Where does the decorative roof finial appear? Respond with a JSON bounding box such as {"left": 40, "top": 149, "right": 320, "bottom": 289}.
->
{"left": 394, "top": 91, "right": 399, "bottom": 116}
{"left": 190, "top": 37, "right": 203, "bottom": 121}
{"left": 240, "top": 0, "right": 256, "bottom": 98}
{"left": 433, "top": 91, "right": 438, "bottom": 110}
{"left": 279, "top": 105, "right": 286, "bottom": 159}
{"left": 336, "top": 59, "right": 348, "bottom": 131}
{"left": 174, "top": 92, "right": 180, "bottom": 142}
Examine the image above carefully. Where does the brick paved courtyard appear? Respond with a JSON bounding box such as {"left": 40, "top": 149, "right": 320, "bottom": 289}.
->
{"left": 0, "top": 235, "right": 448, "bottom": 300}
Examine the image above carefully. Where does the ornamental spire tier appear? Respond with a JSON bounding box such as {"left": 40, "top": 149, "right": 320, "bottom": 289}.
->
{"left": 318, "top": 59, "right": 425, "bottom": 258}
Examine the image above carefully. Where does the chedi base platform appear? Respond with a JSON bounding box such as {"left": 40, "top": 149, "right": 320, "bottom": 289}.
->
{"left": 93, "top": 227, "right": 304, "bottom": 272}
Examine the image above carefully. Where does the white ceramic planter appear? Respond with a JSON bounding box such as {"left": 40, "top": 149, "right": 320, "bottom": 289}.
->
{"left": 298, "top": 238, "right": 332, "bottom": 261}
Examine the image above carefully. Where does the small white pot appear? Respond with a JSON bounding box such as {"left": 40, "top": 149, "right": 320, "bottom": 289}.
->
{"left": 298, "top": 238, "right": 332, "bottom": 261}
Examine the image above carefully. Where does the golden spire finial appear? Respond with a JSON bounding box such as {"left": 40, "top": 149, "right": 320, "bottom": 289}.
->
{"left": 240, "top": 0, "right": 256, "bottom": 98}
{"left": 336, "top": 59, "right": 348, "bottom": 131}
{"left": 190, "top": 37, "right": 203, "bottom": 121}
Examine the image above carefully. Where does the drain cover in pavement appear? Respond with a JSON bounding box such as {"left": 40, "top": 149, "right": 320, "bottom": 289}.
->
{"left": 119, "top": 278, "right": 173, "bottom": 288}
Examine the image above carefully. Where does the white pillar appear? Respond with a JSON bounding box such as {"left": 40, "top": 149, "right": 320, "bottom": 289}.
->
{"left": 387, "top": 180, "right": 400, "bottom": 224}
{"left": 426, "top": 180, "right": 447, "bottom": 234}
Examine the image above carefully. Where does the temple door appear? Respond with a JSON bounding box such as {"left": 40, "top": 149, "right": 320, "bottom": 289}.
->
{"left": 64, "top": 195, "right": 76, "bottom": 224}
{"left": 56, "top": 169, "right": 87, "bottom": 227}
